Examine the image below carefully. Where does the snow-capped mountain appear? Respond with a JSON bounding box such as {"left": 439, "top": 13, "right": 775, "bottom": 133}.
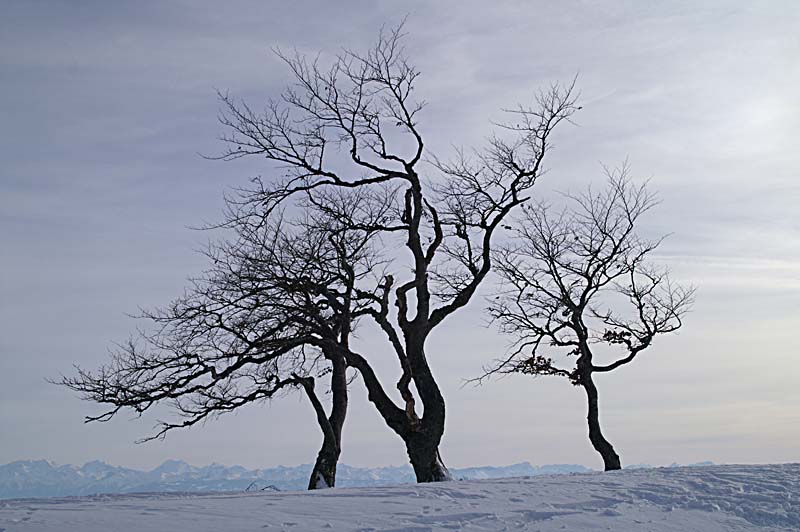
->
{"left": 0, "top": 460, "right": 593, "bottom": 499}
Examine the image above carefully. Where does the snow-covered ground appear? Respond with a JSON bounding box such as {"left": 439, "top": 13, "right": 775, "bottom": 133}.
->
{"left": 0, "top": 464, "right": 796, "bottom": 531}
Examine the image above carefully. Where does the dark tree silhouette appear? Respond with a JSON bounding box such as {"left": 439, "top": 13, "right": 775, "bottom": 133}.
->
{"left": 59, "top": 187, "right": 390, "bottom": 490}
{"left": 486, "top": 165, "right": 694, "bottom": 471}
{"left": 212, "top": 23, "right": 579, "bottom": 482}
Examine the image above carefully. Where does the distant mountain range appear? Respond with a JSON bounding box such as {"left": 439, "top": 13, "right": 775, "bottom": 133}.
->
{"left": 0, "top": 459, "right": 597, "bottom": 499}
{"left": 0, "top": 459, "right": 715, "bottom": 499}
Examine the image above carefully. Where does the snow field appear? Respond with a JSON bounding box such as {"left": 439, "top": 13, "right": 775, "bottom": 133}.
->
{"left": 0, "top": 463, "right": 797, "bottom": 531}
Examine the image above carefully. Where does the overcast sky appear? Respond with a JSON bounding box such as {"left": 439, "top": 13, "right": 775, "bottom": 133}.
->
{"left": 2, "top": 1, "right": 799, "bottom": 472}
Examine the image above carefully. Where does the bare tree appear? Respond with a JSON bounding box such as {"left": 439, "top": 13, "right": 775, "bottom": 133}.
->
{"left": 59, "top": 187, "right": 389, "bottom": 490}
{"left": 214, "top": 23, "right": 579, "bottom": 482}
{"left": 486, "top": 165, "right": 694, "bottom": 471}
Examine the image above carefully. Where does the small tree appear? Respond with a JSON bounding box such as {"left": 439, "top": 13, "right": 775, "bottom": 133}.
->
{"left": 59, "top": 187, "right": 389, "bottom": 489}
{"left": 214, "top": 23, "right": 579, "bottom": 482}
{"left": 486, "top": 165, "right": 694, "bottom": 470}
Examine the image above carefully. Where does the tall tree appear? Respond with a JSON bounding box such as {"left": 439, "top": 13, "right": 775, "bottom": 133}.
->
{"left": 59, "top": 187, "right": 389, "bottom": 489}
{"left": 486, "top": 165, "right": 694, "bottom": 470}
{"left": 215, "top": 24, "right": 579, "bottom": 482}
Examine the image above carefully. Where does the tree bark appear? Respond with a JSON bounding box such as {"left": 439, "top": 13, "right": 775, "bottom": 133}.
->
{"left": 404, "top": 340, "right": 451, "bottom": 483}
{"left": 300, "top": 355, "right": 348, "bottom": 489}
{"left": 406, "top": 433, "right": 451, "bottom": 482}
{"left": 308, "top": 441, "right": 339, "bottom": 489}
{"left": 582, "top": 370, "right": 621, "bottom": 471}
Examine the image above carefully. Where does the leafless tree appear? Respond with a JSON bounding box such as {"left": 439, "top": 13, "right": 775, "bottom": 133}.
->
{"left": 212, "top": 23, "right": 579, "bottom": 482}
{"left": 58, "top": 187, "right": 390, "bottom": 490}
{"left": 486, "top": 165, "right": 694, "bottom": 470}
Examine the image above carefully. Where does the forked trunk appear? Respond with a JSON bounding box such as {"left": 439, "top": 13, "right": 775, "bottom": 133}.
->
{"left": 341, "top": 346, "right": 451, "bottom": 483}
{"left": 582, "top": 371, "right": 621, "bottom": 471}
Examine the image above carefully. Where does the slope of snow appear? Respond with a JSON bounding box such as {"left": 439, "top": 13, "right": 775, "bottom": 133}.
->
{"left": 0, "top": 464, "right": 796, "bottom": 531}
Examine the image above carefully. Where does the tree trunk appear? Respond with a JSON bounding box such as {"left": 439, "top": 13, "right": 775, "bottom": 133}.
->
{"left": 582, "top": 371, "right": 621, "bottom": 471}
{"left": 301, "top": 355, "right": 348, "bottom": 489}
{"left": 341, "top": 346, "right": 451, "bottom": 483}
{"left": 404, "top": 340, "right": 451, "bottom": 483}
{"left": 308, "top": 441, "right": 339, "bottom": 489}
{"left": 406, "top": 433, "right": 451, "bottom": 482}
